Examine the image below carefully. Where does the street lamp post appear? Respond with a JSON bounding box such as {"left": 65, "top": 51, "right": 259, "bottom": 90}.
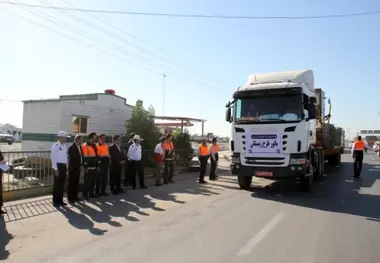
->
{"left": 162, "top": 73, "right": 166, "bottom": 116}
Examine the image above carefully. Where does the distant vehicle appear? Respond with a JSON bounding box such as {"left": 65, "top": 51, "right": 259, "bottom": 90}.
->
{"left": 357, "top": 130, "right": 380, "bottom": 148}
{"left": 0, "top": 129, "right": 14, "bottom": 145}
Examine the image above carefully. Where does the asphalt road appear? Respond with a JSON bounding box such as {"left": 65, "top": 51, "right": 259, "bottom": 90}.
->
{"left": 1, "top": 152, "right": 380, "bottom": 263}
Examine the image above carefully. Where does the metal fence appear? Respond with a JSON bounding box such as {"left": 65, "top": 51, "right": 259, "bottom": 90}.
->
{"left": 1, "top": 148, "right": 193, "bottom": 192}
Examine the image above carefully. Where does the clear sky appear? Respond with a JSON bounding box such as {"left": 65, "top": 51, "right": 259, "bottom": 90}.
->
{"left": 1, "top": 0, "right": 380, "bottom": 138}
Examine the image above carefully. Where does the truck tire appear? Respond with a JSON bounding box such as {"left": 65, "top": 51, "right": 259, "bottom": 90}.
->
{"left": 334, "top": 153, "right": 341, "bottom": 166}
{"left": 238, "top": 176, "right": 252, "bottom": 190}
{"left": 314, "top": 150, "right": 324, "bottom": 181}
{"left": 8, "top": 141, "right": 13, "bottom": 145}
{"left": 300, "top": 164, "right": 313, "bottom": 192}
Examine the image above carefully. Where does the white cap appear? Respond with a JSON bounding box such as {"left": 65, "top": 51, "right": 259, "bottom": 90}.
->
{"left": 133, "top": 134, "right": 143, "bottom": 141}
{"left": 57, "top": 131, "right": 70, "bottom": 138}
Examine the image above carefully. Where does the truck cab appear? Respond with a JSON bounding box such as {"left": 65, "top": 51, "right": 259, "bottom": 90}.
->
{"left": 226, "top": 70, "right": 319, "bottom": 191}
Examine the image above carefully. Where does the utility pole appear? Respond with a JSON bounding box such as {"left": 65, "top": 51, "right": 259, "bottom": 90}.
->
{"left": 162, "top": 73, "right": 166, "bottom": 116}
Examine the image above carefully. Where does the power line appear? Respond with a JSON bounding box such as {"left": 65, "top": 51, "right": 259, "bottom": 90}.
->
{"left": 3, "top": 0, "right": 223, "bottom": 93}
{"left": 58, "top": 0, "right": 226, "bottom": 89}
{"left": 44, "top": 0, "right": 223, "bottom": 90}
{"left": 0, "top": 6, "right": 161, "bottom": 75}
{"left": 1, "top": 1, "right": 380, "bottom": 19}
{"left": 5, "top": 1, "right": 220, "bottom": 91}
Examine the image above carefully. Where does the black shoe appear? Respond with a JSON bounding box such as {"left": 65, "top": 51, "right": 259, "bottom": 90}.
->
{"left": 163, "top": 182, "right": 169, "bottom": 185}
{"left": 75, "top": 198, "right": 84, "bottom": 202}
{"left": 168, "top": 180, "right": 174, "bottom": 183}
{"left": 140, "top": 185, "right": 148, "bottom": 189}
{"left": 60, "top": 202, "right": 68, "bottom": 206}
{"left": 155, "top": 183, "right": 163, "bottom": 186}
{"left": 101, "top": 192, "right": 109, "bottom": 196}
{"left": 0, "top": 209, "right": 7, "bottom": 215}
{"left": 89, "top": 194, "right": 96, "bottom": 198}
{"left": 83, "top": 196, "right": 89, "bottom": 201}
{"left": 53, "top": 203, "right": 60, "bottom": 207}
{"left": 198, "top": 180, "right": 207, "bottom": 184}
{"left": 209, "top": 177, "right": 216, "bottom": 181}
{"left": 68, "top": 200, "right": 75, "bottom": 205}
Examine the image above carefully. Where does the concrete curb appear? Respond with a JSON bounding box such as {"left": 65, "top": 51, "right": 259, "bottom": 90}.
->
{"left": 3, "top": 168, "right": 188, "bottom": 203}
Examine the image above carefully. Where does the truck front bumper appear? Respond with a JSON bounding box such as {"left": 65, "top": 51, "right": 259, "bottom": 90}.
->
{"left": 229, "top": 152, "right": 309, "bottom": 179}
{"left": 231, "top": 164, "right": 308, "bottom": 179}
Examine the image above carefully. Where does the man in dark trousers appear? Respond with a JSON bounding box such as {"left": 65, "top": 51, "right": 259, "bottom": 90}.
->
{"left": 81, "top": 132, "right": 98, "bottom": 200}
{"left": 198, "top": 139, "right": 210, "bottom": 184}
{"left": 123, "top": 132, "right": 135, "bottom": 187}
{"left": 163, "top": 134, "right": 175, "bottom": 184}
{"left": 209, "top": 137, "right": 220, "bottom": 180}
{"left": 109, "top": 135, "right": 126, "bottom": 195}
{"left": 127, "top": 135, "right": 147, "bottom": 189}
{"left": 96, "top": 134, "right": 110, "bottom": 197}
{"left": 50, "top": 131, "right": 69, "bottom": 207}
{"left": 351, "top": 135, "right": 365, "bottom": 178}
{"left": 0, "top": 149, "right": 6, "bottom": 214}
{"left": 67, "top": 135, "right": 83, "bottom": 204}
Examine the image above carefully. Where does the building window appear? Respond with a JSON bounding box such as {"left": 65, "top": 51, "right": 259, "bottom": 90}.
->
{"left": 72, "top": 116, "right": 88, "bottom": 134}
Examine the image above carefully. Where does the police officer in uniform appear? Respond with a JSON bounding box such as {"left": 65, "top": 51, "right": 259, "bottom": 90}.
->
{"left": 351, "top": 135, "right": 366, "bottom": 178}
{"left": 127, "top": 135, "right": 147, "bottom": 189}
{"left": 51, "top": 131, "right": 69, "bottom": 207}
{"left": 123, "top": 132, "right": 135, "bottom": 187}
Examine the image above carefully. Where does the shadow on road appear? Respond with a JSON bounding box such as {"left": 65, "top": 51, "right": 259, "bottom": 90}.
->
{"left": 0, "top": 217, "right": 13, "bottom": 260}
{"left": 58, "top": 206, "right": 108, "bottom": 236}
{"left": 250, "top": 161, "right": 380, "bottom": 221}
{"left": 2, "top": 171, "right": 224, "bottom": 237}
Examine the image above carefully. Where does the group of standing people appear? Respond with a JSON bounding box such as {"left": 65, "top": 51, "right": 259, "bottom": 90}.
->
{"left": 50, "top": 131, "right": 177, "bottom": 207}
{"left": 198, "top": 137, "right": 220, "bottom": 184}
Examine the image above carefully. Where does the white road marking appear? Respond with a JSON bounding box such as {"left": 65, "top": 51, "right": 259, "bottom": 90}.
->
{"left": 237, "top": 213, "right": 284, "bottom": 257}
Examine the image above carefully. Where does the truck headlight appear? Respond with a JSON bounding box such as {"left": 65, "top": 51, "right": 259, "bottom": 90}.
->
{"left": 231, "top": 152, "right": 240, "bottom": 164}
{"left": 231, "top": 156, "right": 240, "bottom": 164}
{"left": 290, "top": 158, "right": 307, "bottom": 165}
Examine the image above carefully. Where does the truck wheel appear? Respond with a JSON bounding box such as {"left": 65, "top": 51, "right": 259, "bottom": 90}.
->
{"left": 335, "top": 154, "right": 341, "bottom": 166}
{"left": 8, "top": 141, "right": 13, "bottom": 145}
{"left": 238, "top": 176, "right": 252, "bottom": 190}
{"left": 300, "top": 175, "right": 312, "bottom": 192}
{"left": 313, "top": 150, "right": 324, "bottom": 181}
{"left": 300, "top": 164, "right": 313, "bottom": 192}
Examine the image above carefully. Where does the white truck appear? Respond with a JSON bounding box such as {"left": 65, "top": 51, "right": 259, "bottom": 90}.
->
{"left": 225, "top": 69, "right": 330, "bottom": 192}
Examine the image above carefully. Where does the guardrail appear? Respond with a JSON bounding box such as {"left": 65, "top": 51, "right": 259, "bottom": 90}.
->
{"left": 1, "top": 148, "right": 192, "bottom": 192}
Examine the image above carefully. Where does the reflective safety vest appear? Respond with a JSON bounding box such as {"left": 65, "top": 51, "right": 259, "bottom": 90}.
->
{"left": 353, "top": 140, "right": 365, "bottom": 151}
{"left": 82, "top": 143, "right": 97, "bottom": 168}
{"left": 96, "top": 143, "right": 110, "bottom": 157}
{"left": 210, "top": 144, "right": 220, "bottom": 153}
{"left": 82, "top": 144, "right": 96, "bottom": 156}
{"left": 199, "top": 144, "right": 210, "bottom": 156}
{"left": 163, "top": 141, "right": 174, "bottom": 151}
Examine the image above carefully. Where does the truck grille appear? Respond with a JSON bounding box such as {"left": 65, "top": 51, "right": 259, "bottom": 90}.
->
{"left": 241, "top": 126, "right": 296, "bottom": 167}
{"left": 245, "top": 156, "right": 285, "bottom": 166}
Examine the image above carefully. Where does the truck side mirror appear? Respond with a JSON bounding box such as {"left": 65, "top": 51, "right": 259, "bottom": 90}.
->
{"left": 225, "top": 107, "right": 232, "bottom": 122}
{"left": 308, "top": 104, "right": 317, "bottom": 120}
{"left": 304, "top": 109, "right": 309, "bottom": 121}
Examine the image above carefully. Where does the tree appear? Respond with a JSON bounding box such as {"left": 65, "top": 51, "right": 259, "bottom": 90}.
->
{"left": 125, "top": 99, "right": 161, "bottom": 166}
{"left": 172, "top": 128, "right": 194, "bottom": 162}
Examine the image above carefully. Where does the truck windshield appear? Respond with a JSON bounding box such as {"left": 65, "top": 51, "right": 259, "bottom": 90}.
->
{"left": 234, "top": 94, "right": 302, "bottom": 124}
